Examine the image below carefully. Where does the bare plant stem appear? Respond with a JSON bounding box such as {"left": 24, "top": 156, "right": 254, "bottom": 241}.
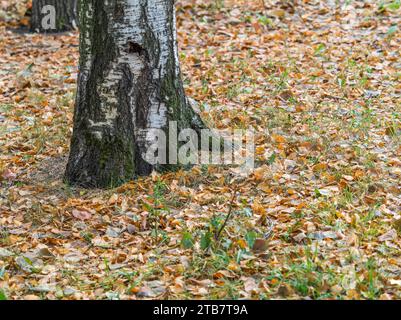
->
{"left": 215, "top": 184, "right": 239, "bottom": 241}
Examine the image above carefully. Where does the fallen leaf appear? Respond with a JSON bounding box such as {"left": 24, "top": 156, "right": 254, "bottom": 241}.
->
{"left": 252, "top": 238, "right": 269, "bottom": 253}
{"left": 72, "top": 209, "right": 92, "bottom": 221}
{"left": 378, "top": 229, "right": 397, "bottom": 242}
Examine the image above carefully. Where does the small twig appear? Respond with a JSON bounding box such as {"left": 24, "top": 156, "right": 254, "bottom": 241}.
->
{"left": 215, "top": 183, "right": 239, "bottom": 241}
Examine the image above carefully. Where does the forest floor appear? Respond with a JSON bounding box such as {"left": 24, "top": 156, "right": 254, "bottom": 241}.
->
{"left": 0, "top": 0, "right": 400, "bottom": 300}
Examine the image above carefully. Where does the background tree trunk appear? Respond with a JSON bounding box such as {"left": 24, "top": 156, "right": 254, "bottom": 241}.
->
{"left": 64, "top": 0, "right": 206, "bottom": 188}
{"left": 31, "top": 0, "right": 78, "bottom": 33}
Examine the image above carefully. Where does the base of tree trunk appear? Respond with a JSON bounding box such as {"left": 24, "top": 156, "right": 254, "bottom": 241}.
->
{"left": 64, "top": 98, "right": 207, "bottom": 188}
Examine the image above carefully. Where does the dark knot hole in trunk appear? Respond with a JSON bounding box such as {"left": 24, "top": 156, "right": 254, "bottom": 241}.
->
{"left": 127, "top": 41, "right": 149, "bottom": 61}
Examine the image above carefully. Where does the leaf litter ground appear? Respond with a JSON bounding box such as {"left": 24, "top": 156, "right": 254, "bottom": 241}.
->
{"left": 0, "top": 0, "right": 400, "bottom": 300}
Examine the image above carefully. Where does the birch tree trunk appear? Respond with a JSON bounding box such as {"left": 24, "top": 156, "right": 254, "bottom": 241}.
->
{"left": 31, "top": 0, "right": 78, "bottom": 33}
{"left": 64, "top": 0, "right": 206, "bottom": 188}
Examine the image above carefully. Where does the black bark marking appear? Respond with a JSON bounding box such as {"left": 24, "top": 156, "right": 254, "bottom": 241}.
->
{"left": 127, "top": 41, "right": 149, "bottom": 60}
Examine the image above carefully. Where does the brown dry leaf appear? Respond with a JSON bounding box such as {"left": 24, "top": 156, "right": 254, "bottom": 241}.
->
{"left": 170, "top": 277, "right": 186, "bottom": 294}
{"left": 253, "top": 165, "right": 269, "bottom": 181}
{"left": 378, "top": 229, "right": 397, "bottom": 242}
{"left": 271, "top": 134, "right": 287, "bottom": 144}
{"left": 72, "top": 209, "right": 92, "bottom": 221}
{"left": 252, "top": 200, "right": 265, "bottom": 215}
{"left": 277, "top": 284, "right": 294, "bottom": 297}
{"left": 213, "top": 270, "right": 234, "bottom": 279}
{"left": 243, "top": 277, "right": 258, "bottom": 293}
{"left": 0, "top": 168, "right": 16, "bottom": 181}
{"left": 257, "top": 182, "right": 271, "bottom": 194}
{"left": 252, "top": 239, "right": 269, "bottom": 253}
